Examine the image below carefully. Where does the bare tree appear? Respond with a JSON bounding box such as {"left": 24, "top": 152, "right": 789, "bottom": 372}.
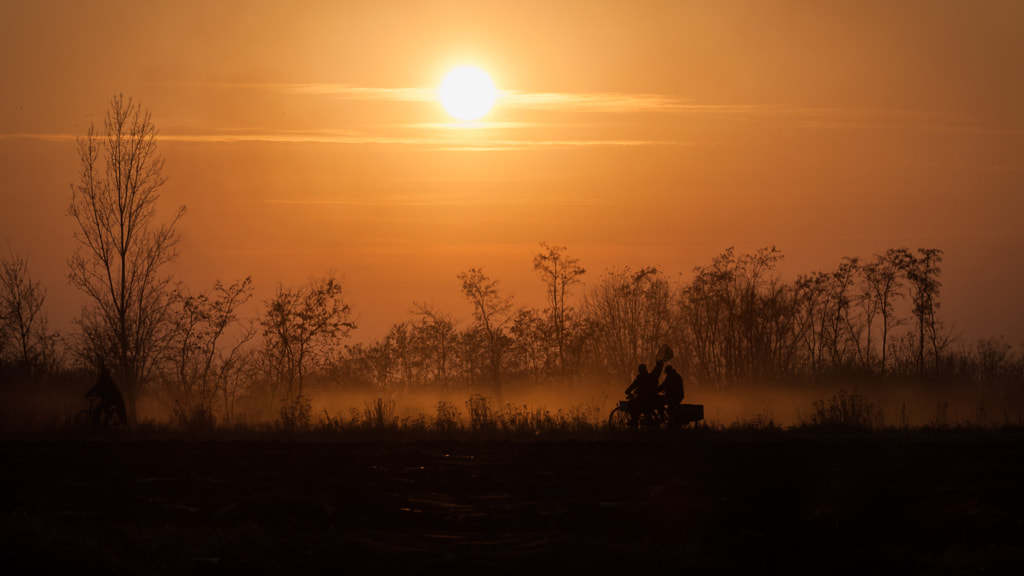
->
{"left": 793, "top": 271, "right": 830, "bottom": 378}
{"left": 507, "top": 307, "right": 548, "bottom": 382}
{"left": 458, "top": 268, "right": 514, "bottom": 395}
{"left": 165, "top": 277, "right": 256, "bottom": 422}
{"left": 586, "top": 266, "right": 673, "bottom": 381}
{"left": 410, "top": 301, "right": 459, "bottom": 394}
{"left": 0, "top": 250, "right": 59, "bottom": 377}
{"left": 533, "top": 242, "right": 585, "bottom": 379}
{"left": 829, "top": 257, "right": 864, "bottom": 371}
{"left": 67, "top": 94, "right": 185, "bottom": 421}
{"left": 384, "top": 321, "right": 418, "bottom": 393}
{"left": 860, "top": 249, "right": 906, "bottom": 376}
{"left": 731, "top": 246, "right": 796, "bottom": 382}
{"left": 680, "top": 250, "right": 736, "bottom": 385}
{"left": 901, "top": 248, "right": 944, "bottom": 378}
{"left": 261, "top": 274, "right": 355, "bottom": 403}
{"left": 793, "top": 260, "right": 863, "bottom": 379}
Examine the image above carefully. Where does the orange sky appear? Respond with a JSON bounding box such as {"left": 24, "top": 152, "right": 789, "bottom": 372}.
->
{"left": 2, "top": 0, "right": 1023, "bottom": 344}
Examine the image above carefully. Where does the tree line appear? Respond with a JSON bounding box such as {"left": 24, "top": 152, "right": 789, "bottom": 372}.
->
{"left": 1, "top": 95, "right": 1021, "bottom": 426}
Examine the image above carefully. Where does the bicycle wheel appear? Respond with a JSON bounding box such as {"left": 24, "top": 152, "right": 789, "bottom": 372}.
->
{"left": 608, "top": 407, "right": 632, "bottom": 431}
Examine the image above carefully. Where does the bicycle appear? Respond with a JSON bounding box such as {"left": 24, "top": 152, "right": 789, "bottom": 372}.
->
{"left": 73, "top": 397, "right": 125, "bottom": 431}
{"left": 608, "top": 396, "right": 704, "bottom": 432}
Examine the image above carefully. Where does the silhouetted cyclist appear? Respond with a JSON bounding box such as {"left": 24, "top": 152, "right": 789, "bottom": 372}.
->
{"left": 625, "top": 364, "right": 659, "bottom": 425}
{"left": 659, "top": 365, "right": 684, "bottom": 414}
{"left": 86, "top": 365, "right": 127, "bottom": 427}
{"left": 625, "top": 364, "right": 648, "bottom": 398}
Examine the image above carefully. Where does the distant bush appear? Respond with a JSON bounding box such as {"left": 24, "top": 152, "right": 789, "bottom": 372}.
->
{"left": 928, "top": 401, "right": 950, "bottom": 429}
{"left": 278, "top": 395, "right": 312, "bottom": 432}
{"left": 320, "top": 408, "right": 351, "bottom": 432}
{"left": 362, "top": 397, "right": 397, "bottom": 429}
{"left": 499, "top": 403, "right": 552, "bottom": 436}
{"left": 173, "top": 401, "right": 217, "bottom": 434}
{"left": 433, "top": 400, "right": 462, "bottom": 433}
{"left": 559, "top": 403, "right": 602, "bottom": 434}
{"left": 804, "top": 389, "right": 883, "bottom": 430}
{"left": 38, "top": 390, "right": 1024, "bottom": 441}
{"left": 465, "top": 394, "right": 496, "bottom": 433}
{"left": 726, "top": 413, "right": 782, "bottom": 432}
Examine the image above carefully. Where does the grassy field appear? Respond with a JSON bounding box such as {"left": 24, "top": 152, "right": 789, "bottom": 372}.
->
{"left": 3, "top": 430, "right": 1023, "bottom": 574}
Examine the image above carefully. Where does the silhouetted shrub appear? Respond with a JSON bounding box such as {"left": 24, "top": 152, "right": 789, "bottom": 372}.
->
{"left": 465, "top": 394, "right": 496, "bottom": 433}
{"left": 278, "top": 395, "right": 312, "bottom": 431}
{"left": 320, "top": 409, "right": 344, "bottom": 432}
{"left": 805, "top": 389, "right": 882, "bottom": 430}
{"left": 499, "top": 403, "right": 555, "bottom": 436}
{"left": 434, "top": 400, "right": 462, "bottom": 433}
{"left": 362, "top": 397, "right": 397, "bottom": 429}
{"left": 892, "top": 401, "right": 912, "bottom": 429}
{"left": 173, "top": 401, "right": 217, "bottom": 434}
{"left": 929, "top": 401, "right": 950, "bottom": 429}
{"left": 401, "top": 414, "right": 429, "bottom": 431}
{"left": 559, "top": 403, "right": 601, "bottom": 433}
{"left": 727, "top": 413, "right": 782, "bottom": 432}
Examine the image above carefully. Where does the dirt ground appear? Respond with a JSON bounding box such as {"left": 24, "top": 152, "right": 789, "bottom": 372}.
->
{"left": 3, "top": 433, "right": 1023, "bottom": 574}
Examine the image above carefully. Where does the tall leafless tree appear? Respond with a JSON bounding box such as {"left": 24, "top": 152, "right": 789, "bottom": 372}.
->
{"left": 860, "top": 249, "right": 905, "bottom": 376}
{"left": 533, "top": 242, "right": 585, "bottom": 379}
{"left": 165, "top": 277, "right": 256, "bottom": 421}
{"left": 261, "top": 274, "right": 355, "bottom": 403}
{"left": 458, "top": 268, "right": 514, "bottom": 396}
{"left": 67, "top": 95, "right": 185, "bottom": 421}
{"left": 901, "top": 248, "right": 944, "bottom": 378}
{"left": 680, "top": 249, "right": 737, "bottom": 385}
{"left": 0, "top": 250, "right": 59, "bottom": 377}
{"left": 586, "top": 266, "right": 673, "bottom": 381}
{"left": 410, "top": 301, "right": 459, "bottom": 394}
{"left": 793, "top": 260, "right": 862, "bottom": 379}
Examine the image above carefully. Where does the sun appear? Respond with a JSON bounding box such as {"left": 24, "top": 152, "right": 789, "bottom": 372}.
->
{"left": 439, "top": 66, "right": 497, "bottom": 121}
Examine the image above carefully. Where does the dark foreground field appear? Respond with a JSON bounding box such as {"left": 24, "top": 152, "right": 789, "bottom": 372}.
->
{"left": 3, "top": 434, "right": 1024, "bottom": 574}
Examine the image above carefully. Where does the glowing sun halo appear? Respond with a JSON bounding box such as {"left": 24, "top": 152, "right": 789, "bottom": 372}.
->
{"left": 439, "top": 66, "right": 496, "bottom": 121}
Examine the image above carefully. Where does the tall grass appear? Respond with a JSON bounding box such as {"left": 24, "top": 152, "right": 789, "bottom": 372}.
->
{"left": 278, "top": 396, "right": 313, "bottom": 432}
{"left": 172, "top": 402, "right": 218, "bottom": 435}
{"left": 361, "top": 397, "right": 397, "bottom": 429}
{"left": 31, "top": 390, "right": 1024, "bottom": 440}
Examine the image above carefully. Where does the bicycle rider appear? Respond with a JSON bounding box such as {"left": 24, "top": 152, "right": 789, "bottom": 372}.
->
{"left": 625, "top": 362, "right": 662, "bottom": 425}
{"left": 86, "top": 364, "right": 127, "bottom": 427}
{"left": 658, "top": 364, "right": 685, "bottom": 416}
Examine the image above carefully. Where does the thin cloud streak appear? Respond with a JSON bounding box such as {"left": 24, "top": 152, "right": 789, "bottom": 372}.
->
{"left": 799, "top": 121, "right": 1024, "bottom": 135}
{"left": 269, "top": 82, "right": 796, "bottom": 114}
{"left": 276, "top": 83, "right": 698, "bottom": 113}
{"left": 432, "top": 139, "right": 698, "bottom": 151}
{"left": 263, "top": 196, "right": 598, "bottom": 207}
{"left": 500, "top": 91, "right": 695, "bottom": 113}
{"left": 5, "top": 84, "right": 1011, "bottom": 149}
{"left": 217, "top": 81, "right": 924, "bottom": 118}
{"left": 278, "top": 83, "right": 954, "bottom": 122}
{"left": 0, "top": 133, "right": 78, "bottom": 142}
{"left": 200, "top": 82, "right": 435, "bottom": 102}
{"left": 402, "top": 122, "right": 539, "bottom": 130}
{"left": 0, "top": 132, "right": 694, "bottom": 148}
